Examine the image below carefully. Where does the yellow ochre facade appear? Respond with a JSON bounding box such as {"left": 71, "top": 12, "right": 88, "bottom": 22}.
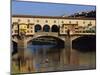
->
{"left": 12, "top": 15, "right": 96, "bottom": 35}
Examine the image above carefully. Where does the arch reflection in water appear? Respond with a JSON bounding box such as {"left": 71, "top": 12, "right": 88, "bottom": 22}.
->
{"left": 27, "top": 44, "right": 62, "bottom": 68}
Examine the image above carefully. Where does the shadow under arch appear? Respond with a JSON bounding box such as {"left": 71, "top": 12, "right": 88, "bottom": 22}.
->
{"left": 28, "top": 35, "right": 65, "bottom": 48}
{"left": 12, "top": 41, "right": 18, "bottom": 55}
{"left": 27, "top": 36, "right": 65, "bottom": 67}
{"left": 72, "top": 35, "right": 96, "bottom": 52}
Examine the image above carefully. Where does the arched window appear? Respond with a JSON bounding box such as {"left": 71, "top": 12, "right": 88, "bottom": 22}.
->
{"left": 69, "top": 21, "right": 71, "bottom": 24}
{"left": 51, "top": 25, "right": 59, "bottom": 32}
{"left": 43, "top": 25, "right": 50, "bottom": 32}
{"left": 35, "top": 24, "right": 41, "bottom": 32}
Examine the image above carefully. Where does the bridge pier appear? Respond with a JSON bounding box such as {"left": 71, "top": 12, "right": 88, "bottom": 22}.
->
{"left": 60, "top": 35, "right": 71, "bottom": 66}
{"left": 17, "top": 38, "right": 27, "bottom": 72}
{"left": 60, "top": 35, "right": 79, "bottom": 66}
{"left": 69, "top": 49, "right": 79, "bottom": 65}
{"left": 64, "top": 35, "right": 71, "bottom": 65}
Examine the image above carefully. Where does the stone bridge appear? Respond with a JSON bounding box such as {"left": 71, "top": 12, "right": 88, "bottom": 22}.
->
{"left": 27, "top": 32, "right": 59, "bottom": 42}
{"left": 12, "top": 32, "right": 96, "bottom": 68}
{"left": 12, "top": 32, "right": 96, "bottom": 46}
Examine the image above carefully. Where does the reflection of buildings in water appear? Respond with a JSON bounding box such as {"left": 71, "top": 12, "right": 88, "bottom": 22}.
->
{"left": 12, "top": 42, "right": 96, "bottom": 73}
{"left": 34, "top": 47, "right": 61, "bottom": 67}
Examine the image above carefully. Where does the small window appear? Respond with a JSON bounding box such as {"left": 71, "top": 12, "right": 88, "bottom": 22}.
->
{"left": 27, "top": 25, "right": 29, "bottom": 28}
{"left": 88, "top": 24, "right": 92, "bottom": 26}
{"left": 75, "top": 28, "right": 78, "bottom": 29}
{"left": 65, "top": 27, "right": 67, "bottom": 29}
{"left": 31, "top": 27, "right": 33, "bottom": 29}
{"left": 31, "top": 30, "right": 33, "bottom": 33}
{"left": 18, "top": 19, "right": 20, "bottom": 22}
{"left": 69, "top": 21, "right": 71, "bottom": 24}
{"left": 37, "top": 20, "right": 39, "bottom": 22}
{"left": 27, "top": 19, "right": 30, "bottom": 22}
{"left": 62, "top": 21, "right": 64, "bottom": 23}
{"left": 13, "top": 22, "right": 18, "bottom": 24}
{"left": 54, "top": 20, "right": 56, "bottom": 23}
{"left": 61, "top": 30, "right": 63, "bottom": 33}
{"left": 90, "top": 21, "right": 92, "bottom": 24}
{"left": 76, "top": 21, "right": 78, "bottom": 24}
{"left": 45, "top": 20, "right": 48, "bottom": 23}
{"left": 27, "top": 30, "right": 29, "bottom": 33}
{"left": 83, "top": 21, "right": 85, "bottom": 24}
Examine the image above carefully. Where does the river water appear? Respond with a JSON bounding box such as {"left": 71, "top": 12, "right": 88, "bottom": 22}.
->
{"left": 26, "top": 44, "right": 96, "bottom": 71}
{"left": 12, "top": 42, "right": 96, "bottom": 73}
{"left": 12, "top": 35, "right": 96, "bottom": 73}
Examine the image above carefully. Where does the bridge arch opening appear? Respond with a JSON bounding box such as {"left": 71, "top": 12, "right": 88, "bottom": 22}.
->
{"left": 27, "top": 36, "right": 65, "bottom": 66}
{"left": 35, "top": 24, "right": 42, "bottom": 32}
{"left": 28, "top": 35, "right": 64, "bottom": 48}
{"left": 72, "top": 35, "right": 96, "bottom": 52}
{"left": 12, "top": 41, "right": 18, "bottom": 55}
{"left": 43, "top": 25, "right": 50, "bottom": 32}
{"left": 51, "top": 25, "right": 59, "bottom": 32}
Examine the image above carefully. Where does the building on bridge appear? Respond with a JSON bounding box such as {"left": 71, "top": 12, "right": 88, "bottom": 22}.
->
{"left": 11, "top": 15, "right": 96, "bottom": 72}
{"left": 12, "top": 15, "right": 96, "bottom": 36}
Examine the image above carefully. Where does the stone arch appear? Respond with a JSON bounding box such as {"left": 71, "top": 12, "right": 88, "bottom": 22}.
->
{"left": 43, "top": 25, "right": 50, "bottom": 32}
{"left": 51, "top": 25, "right": 59, "bottom": 32}
{"left": 27, "top": 35, "right": 65, "bottom": 66}
{"left": 35, "top": 24, "right": 42, "bottom": 32}
{"left": 27, "top": 35, "right": 65, "bottom": 47}
{"left": 72, "top": 35, "right": 96, "bottom": 52}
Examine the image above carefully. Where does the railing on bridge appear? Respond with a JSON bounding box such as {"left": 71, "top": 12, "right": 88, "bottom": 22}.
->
{"left": 12, "top": 29, "right": 96, "bottom": 43}
{"left": 34, "top": 32, "right": 59, "bottom": 37}
{"left": 71, "top": 33, "right": 95, "bottom": 35}
{"left": 73, "top": 30, "right": 95, "bottom": 35}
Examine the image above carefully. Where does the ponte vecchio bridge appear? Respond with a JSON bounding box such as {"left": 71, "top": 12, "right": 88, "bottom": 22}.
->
{"left": 12, "top": 15, "right": 96, "bottom": 45}
{"left": 11, "top": 15, "right": 96, "bottom": 72}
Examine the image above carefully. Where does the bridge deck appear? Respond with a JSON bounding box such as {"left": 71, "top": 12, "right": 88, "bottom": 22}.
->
{"left": 70, "top": 33, "right": 95, "bottom": 36}
{"left": 34, "top": 32, "right": 58, "bottom": 37}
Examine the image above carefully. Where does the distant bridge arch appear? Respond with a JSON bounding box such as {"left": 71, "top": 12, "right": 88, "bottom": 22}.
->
{"left": 72, "top": 35, "right": 96, "bottom": 52}
{"left": 70, "top": 33, "right": 96, "bottom": 41}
